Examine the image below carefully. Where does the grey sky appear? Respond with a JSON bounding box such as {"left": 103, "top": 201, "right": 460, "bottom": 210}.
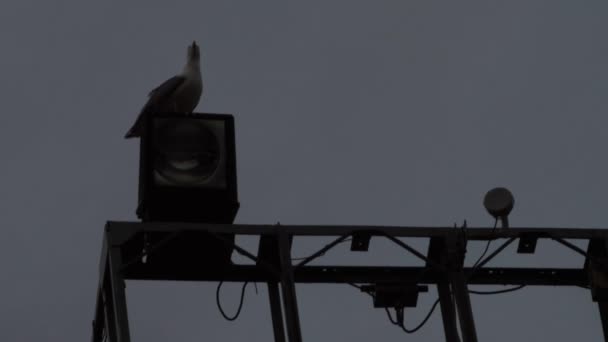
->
{"left": 1, "top": 0, "right": 607, "bottom": 341}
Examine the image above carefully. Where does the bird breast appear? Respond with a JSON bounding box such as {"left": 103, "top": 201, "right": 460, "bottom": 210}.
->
{"left": 173, "top": 75, "right": 203, "bottom": 113}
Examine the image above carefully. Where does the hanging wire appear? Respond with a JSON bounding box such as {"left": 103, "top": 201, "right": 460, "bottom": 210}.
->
{"left": 468, "top": 285, "right": 526, "bottom": 295}
{"left": 465, "top": 218, "right": 527, "bottom": 295}
{"left": 216, "top": 281, "right": 249, "bottom": 321}
{"left": 385, "top": 299, "right": 441, "bottom": 334}
{"left": 470, "top": 217, "right": 498, "bottom": 272}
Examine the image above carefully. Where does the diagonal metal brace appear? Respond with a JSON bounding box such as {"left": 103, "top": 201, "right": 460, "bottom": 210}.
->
{"left": 381, "top": 232, "right": 445, "bottom": 271}
{"left": 295, "top": 234, "right": 351, "bottom": 268}
{"left": 471, "top": 237, "right": 517, "bottom": 272}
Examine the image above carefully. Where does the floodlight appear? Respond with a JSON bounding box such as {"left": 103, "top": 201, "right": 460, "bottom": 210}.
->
{"left": 137, "top": 113, "right": 239, "bottom": 223}
{"left": 483, "top": 187, "right": 514, "bottom": 228}
{"left": 154, "top": 119, "right": 221, "bottom": 186}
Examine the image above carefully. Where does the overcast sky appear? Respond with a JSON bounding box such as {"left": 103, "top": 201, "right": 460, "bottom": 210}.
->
{"left": 2, "top": 1, "right": 608, "bottom": 341}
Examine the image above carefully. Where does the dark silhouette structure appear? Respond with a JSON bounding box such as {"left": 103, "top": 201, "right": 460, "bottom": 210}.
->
{"left": 91, "top": 222, "right": 608, "bottom": 342}
{"left": 94, "top": 114, "right": 608, "bottom": 341}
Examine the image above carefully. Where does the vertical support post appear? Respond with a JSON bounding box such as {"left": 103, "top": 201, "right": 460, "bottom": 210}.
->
{"left": 450, "top": 272, "right": 477, "bottom": 342}
{"left": 278, "top": 231, "right": 303, "bottom": 342}
{"left": 437, "top": 280, "right": 461, "bottom": 342}
{"left": 91, "top": 286, "right": 107, "bottom": 342}
{"left": 587, "top": 238, "right": 608, "bottom": 341}
{"left": 268, "top": 282, "right": 287, "bottom": 342}
{"left": 92, "top": 235, "right": 110, "bottom": 342}
{"left": 108, "top": 246, "right": 131, "bottom": 342}
{"left": 446, "top": 232, "right": 478, "bottom": 342}
{"left": 597, "top": 302, "right": 608, "bottom": 342}
{"left": 102, "top": 284, "right": 118, "bottom": 342}
{"left": 428, "top": 237, "right": 461, "bottom": 342}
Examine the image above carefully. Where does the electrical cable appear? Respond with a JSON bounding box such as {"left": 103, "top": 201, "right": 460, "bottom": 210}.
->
{"left": 462, "top": 219, "right": 528, "bottom": 296}
{"left": 388, "top": 299, "right": 441, "bottom": 334}
{"left": 468, "top": 285, "right": 526, "bottom": 295}
{"left": 463, "top": 218, "right": 529, "bottom": 296}
{"left": 216, "top": 281, "right": 248, "bottom": 321}
{"left": 470, "top": 217, "right": 498, "bottom": 273}
{"left": 385, "top": 307, "right": 399, "bottom": 325}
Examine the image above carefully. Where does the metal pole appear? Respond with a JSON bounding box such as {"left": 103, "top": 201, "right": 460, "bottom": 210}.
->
{"left": 91, "top": 286, "right": 107, "bottom": 342}
{"left": 587, "top": 239, "right": 608, "bottom": 342}
{"left": 597, "top": 302, "right": 608, "bottom": 342}
{"left": 108, "top": 247, "right": 131, "bottom": 342}
{"left": 268, "top": 282, "right": 287, "bottom": 342}
{"left": 427, "top": 236, "right": 460, "bottom": 342}
{"left": 278, "top": 231, "right": 303, "bottom": 342}
{"left": 437, "top": 280, "right": 461, "bottom": 342}
{"left": 445, "top": 232, "right": 478, "bottom": 342}
{"left": 450, "top": 272, "right": 478, "bottom": 342}
{"left": 102, "top": 287, "right": 118, "bottom": 342}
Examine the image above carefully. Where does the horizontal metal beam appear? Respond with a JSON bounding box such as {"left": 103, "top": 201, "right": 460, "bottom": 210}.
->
{"left": 123, "top": 265, "right": 587, "bottom": 286}
{"left": 107, "top": 221, "right": 608, "bottom": 240}
{"left": 298, "top": 267, "right": 587, "bottom": 286}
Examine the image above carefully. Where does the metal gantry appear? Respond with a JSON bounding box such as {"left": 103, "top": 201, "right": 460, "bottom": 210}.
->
{"left": 91, "top": 221, "right": 608, "bottom": 342}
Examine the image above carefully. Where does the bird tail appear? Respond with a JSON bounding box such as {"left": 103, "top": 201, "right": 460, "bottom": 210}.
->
{"left": 124, "top": 113, "right": 145, "bottom": 139}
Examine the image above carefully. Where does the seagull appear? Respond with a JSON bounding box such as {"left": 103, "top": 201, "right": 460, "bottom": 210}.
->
{"left": 125, "top": 41, "right": 203, "bottom": 138}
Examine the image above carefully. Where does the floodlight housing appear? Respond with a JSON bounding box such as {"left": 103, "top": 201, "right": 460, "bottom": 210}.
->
{"left": 137, "top": 112, "right": 239, "bottom": 223}
{"left": 483, "top": 187, "right": 514, "bottom": 228}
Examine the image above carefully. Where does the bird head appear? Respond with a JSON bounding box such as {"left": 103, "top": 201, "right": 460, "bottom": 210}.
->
{"left": 187, "top": 41, "right": 200, "bottom": 64}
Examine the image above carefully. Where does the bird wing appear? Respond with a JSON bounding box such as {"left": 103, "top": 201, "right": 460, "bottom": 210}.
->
{"left": 125, "top": 76, "right": 187, "bottom": 139}
{"left": 147, "top": 75, "right": 187, "bottom": 99}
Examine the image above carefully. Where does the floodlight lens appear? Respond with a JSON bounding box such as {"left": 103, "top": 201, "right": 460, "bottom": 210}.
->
{"left": 154, "top": 120, "right": 220, "bottom": 185}
{"left": 483, "top": 187, "right": 514, "bottom": 218}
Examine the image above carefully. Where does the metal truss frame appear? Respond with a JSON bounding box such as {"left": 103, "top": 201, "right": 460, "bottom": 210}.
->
{"left": 91, "top": 221, "right": 608, "bottom": 342}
